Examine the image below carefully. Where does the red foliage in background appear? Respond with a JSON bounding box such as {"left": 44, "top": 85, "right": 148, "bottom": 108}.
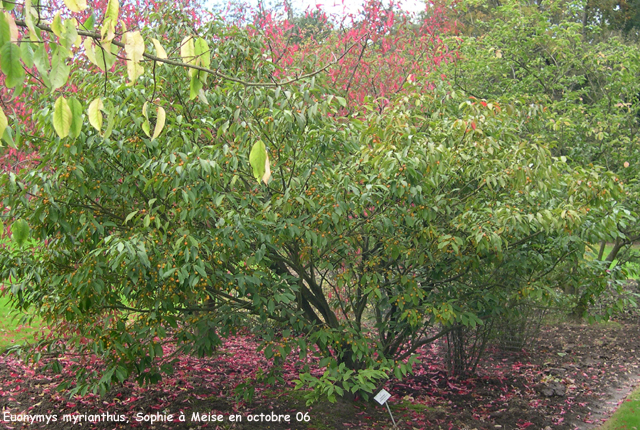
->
{"left": 255, "top": 0, "right": 457, "bottom": 108}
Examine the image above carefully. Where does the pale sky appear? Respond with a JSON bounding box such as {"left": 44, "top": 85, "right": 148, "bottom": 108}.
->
{"left": 286, "top": 0, "right": 428, "bottom": 15}
{"left": 209, "top": 0, "right": 429, "bottom": 19}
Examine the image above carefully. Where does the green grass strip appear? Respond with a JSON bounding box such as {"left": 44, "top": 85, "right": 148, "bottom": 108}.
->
{"left": 599, "top": 382, "right": 640, "bottom": 430}
{"left": 0, "top": 295, "right": 46, "bottom": 351}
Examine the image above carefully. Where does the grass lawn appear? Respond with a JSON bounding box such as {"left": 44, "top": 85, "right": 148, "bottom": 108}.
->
{"left": 0, "top": 235, "right": 48, "bottom": 351}
{"left": 0, "top": 294, "right": 46, "bottom": 352}
{"left": 599, "top": 383, "right": 640, "bottom": 430}
{"left": 589, "top": 243, "right": 640, "bottom": 280}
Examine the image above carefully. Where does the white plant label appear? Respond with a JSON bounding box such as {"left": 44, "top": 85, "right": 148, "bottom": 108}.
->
{"left": 374, "top": 389, "right": 391, "bottom": 405}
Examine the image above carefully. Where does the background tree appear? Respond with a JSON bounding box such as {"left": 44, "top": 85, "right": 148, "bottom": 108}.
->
{"left": 447, "top": 0, "right": 640, "bottom": 285}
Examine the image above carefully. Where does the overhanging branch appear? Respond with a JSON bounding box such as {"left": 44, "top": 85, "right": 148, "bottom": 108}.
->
{"left": 15, "top": 20, "right": 363, "bottom": 88}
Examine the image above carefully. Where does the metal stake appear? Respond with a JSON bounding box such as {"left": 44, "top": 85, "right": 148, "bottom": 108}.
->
{"left": 385, "top": 402, "right": 397, "bottom": 428}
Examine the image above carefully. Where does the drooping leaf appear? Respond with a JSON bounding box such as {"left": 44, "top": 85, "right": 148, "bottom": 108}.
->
{"left": 11, "top": 219, "right": 29, "bottom": 248}
{"left": 23, "top": 0, "right": 38, "bottom": 40}
{"left": 105, "top": 0, "right": 119, "bottom": 22}
{"left": 151, "top": 38, "right": 167, "bottom": 61}
{"left": 194, "top": 37, "right": 210, "bottom": 68}
{"left": 94, "top": 42, "right": 116, "bottom": 71}
{"left": 6, "top": 12, "right": 18, "bottom": 42}
{"left": 124, "top": 30, "right": 145, "bottom": 82}
{"left": 33, "top": 43, "right": 50, "bottom": 74}
{"left": 249, "top": 140, "right": 267, "bottom": 183}
{"left": 189, "top": 74, "right": 202, "bottom": 100}
{"left": 0, "top": 106, "right": 8, "bottom": 140}
{"left": 51, "top": 12, "right": 63, "bottom": 37}
{"left": 180, "top": 36, "right": 195, "bottom": 63}
{"left": 180, "top": 36, "right": 196, "bottom": 77}
{"left": 0, "top": 12, "right": 10, "bottom": 46}
{"left": 50, "top": 48, "right": 70, "bottom": 91}
{"left": 20, "top": 42, "right": 34, "bottom": 68}
{"left": 63, "top": 0, "right": 87, "bottom": 13}
{"left": 62, "top": 18, "right": 79, "bottom": 49}
{"left": 88, "top": 97, "right": 104, "bottom": 132}
{"left": 0, "top": 11, "right": 18, "bottom": 44}
{"left": 152, "top": 106, "right": 165, "bottom": 140}
{"left": 0, "top": 42, "right": 24, "bottom": 88}
{"left": 100, "top": 16, "right": 115, "bottom": 44}
{"left": 141, "top": 101, "right": 150, "bottom": 137}
{"left": 263, "top": 153, "right": 272, "bottom": 184}
{"left": 53, "top": 96, "right": 72, "bottom": 138}
{"left": 68, "top": 97, "right": 83, "bottom": 138}
{"left": 83, "top": 37, "right": 98, "bottom": 67}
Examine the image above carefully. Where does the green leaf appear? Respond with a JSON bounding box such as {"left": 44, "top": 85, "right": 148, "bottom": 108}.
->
{"left": 81, "top": 14, "right": 95, "bottom": 31}
{"left": 87, "top": 97, "right": 104, "bottom": 131}
{"left": 194, "top": 37, "right": 210, "bottom": 68}
{"left": 53, "top": 96, "right": 72, "bottom": 138}
{"left": 62, "top": 18, "right": 79, "bottom": 49}
{"left": 20, "top": 42, "right": 34, "bottom": 68}
{"left": 180, "top": 35, "right": 196, "bottom": 76}
{"left": 51, "top": 12, "right": 63, "bottom": 37}
{"left": 23, "top": 0, "right": 38, "bottom": 41}
{"left": 11, "top": 219, "right": 29, "bottom": 248}
{"left": 0, "top": 12, "right": 10, "bottom": 46}
{"left": 124, "top": 210, "right": 138, "bottom": 224}
{"left": 141, "top": 119, "right": 150, "bottom": 137}
{"left": 105, "top": 0, "right": 119, "bottom": 22}
{"left": 189, "top": 74, "right": 202, "bottom": 100}
{"left": 1, "top": 11, "right": 18, "bottom": 45}
{"left": 93, "top": 42, "right": 116, "bottom": 71}
{"left": 50, "top": 48, "right": 70, "bottom": 91}
{"left": 68, "top": 97, "right": 83, "bottom": 138}
{"left": 0, "top": 42, "right": 25, "bottom": 88}
{"left": 2, "top": 0, "right": 16, "bottom": 11}
{"left": 33, "top": 43, "right": 50, "bottom": 75}
{"left": 249, "top": 140, "right": 267, "bottom": 183}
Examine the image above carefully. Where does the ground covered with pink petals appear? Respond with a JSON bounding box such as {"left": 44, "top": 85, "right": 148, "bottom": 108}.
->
{"left": 2, "top": 312, "right": 640, "bottom": 429}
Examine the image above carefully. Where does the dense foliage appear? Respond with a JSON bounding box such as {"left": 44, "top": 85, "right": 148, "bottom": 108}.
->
{"left": 0, "top": 0, "right": 636, "bottom": 402}
{"left": 449, "top": 0, "right": 640, "bottom": 306}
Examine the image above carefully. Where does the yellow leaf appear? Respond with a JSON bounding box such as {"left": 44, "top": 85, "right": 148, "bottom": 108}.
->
{"left": 53, "top": 96, "right": 72, "bottom": 138}
{"left": 180, "top": 36, "right": 195, "bottom": 63}
{"left": 262, "top": 153, "right": 271, "bottom": 185}
{"left": 83, "top": 37, "right": 99, "bottom": 68}
{"left": 63, "top": 0, "right": 87, "bottom": 12}
{"left": 0, "top": 106, "right": 8, "bottom": 139}
{"left": 151, "top": 38, "right": 167, "bottom": 61}
{"left": 124, "top": 30, "right": 145, "bottom": 82}
{"left": 88, "top": 97, "right": 104, "bottom": 132}
{"left": 101, "top": 17, "right": 115, "bottom": 44}
{"left": 152, "top": 106, "right": 165, "bottom": 139}
{"left": 180, "top": 36, "right": 196, "bottom": 77}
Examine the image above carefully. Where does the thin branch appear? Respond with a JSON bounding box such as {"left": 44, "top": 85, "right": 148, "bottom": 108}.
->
{"left": 15, "top": 20, "right": 365, "bottom": 88}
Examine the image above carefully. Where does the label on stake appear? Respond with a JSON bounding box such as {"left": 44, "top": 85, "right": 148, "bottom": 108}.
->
{"left": 374, "top": 389, "right": 391, "bottom": 405}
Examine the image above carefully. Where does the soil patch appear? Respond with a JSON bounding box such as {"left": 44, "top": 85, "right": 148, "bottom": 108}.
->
{"left": 2, "top": 302, "right": 640, "bottom": 429}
